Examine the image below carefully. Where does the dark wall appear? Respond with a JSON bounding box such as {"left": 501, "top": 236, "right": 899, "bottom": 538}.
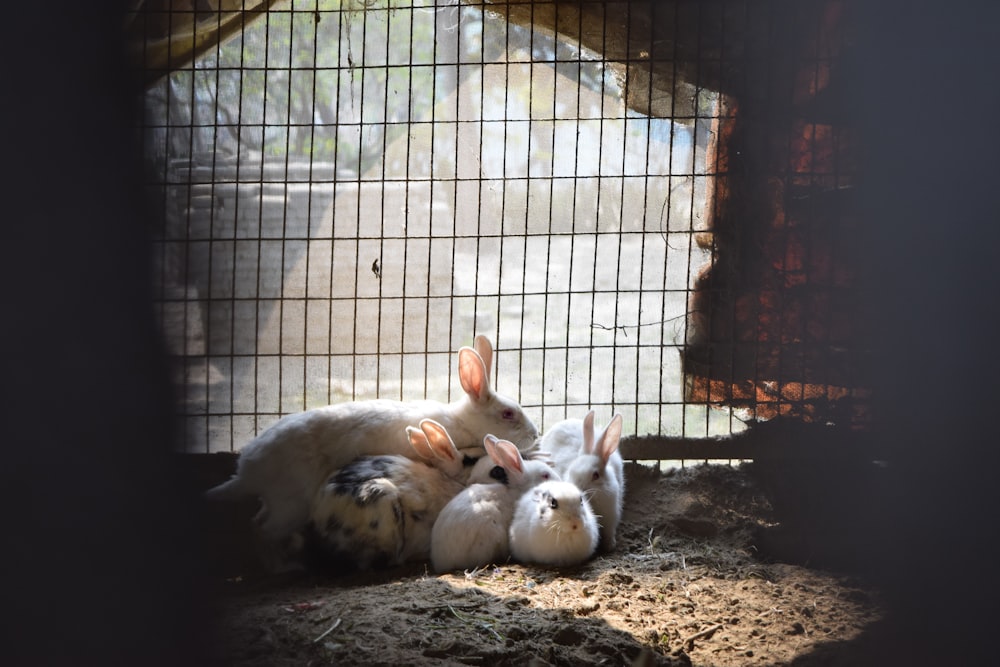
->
{"left": 0, "top": 5, "right": 217, "bottom": 665}
{"left": 851, "top": 0, "right": 1000, "bottom": 662}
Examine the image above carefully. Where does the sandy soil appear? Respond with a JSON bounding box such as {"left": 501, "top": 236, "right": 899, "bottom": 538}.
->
{"left": 209, "top": 462, "right": 893, "bottom": 666}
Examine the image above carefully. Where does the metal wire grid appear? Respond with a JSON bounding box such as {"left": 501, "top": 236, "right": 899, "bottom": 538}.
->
{"left": 141, "top": 0, "right": 731, "bottom": 453}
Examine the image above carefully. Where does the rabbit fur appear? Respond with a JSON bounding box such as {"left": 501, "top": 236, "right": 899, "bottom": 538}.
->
{"left": 206, "top": 336, "right": 539, "bottom": 546}
{"left": 430, "top": 435, "right": 559, "bottom": 573}
{"left": 509, "top": 479, "right": 600, "bottom": 566}
{"left": 538, "top": 409, "right": 624, "bottom": 551}
{"left": 304, "top": 419, "right": 468, "bottom": 570}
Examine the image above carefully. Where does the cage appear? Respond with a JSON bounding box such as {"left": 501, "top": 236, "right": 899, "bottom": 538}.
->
{"left": 126, "top": 0, "right": 897, "bottom": 663}
{"left": 134, "top": 0, "right": 872, "bottom": 466}
{"left": 8, "top": 0, "right": 1000, "bottom": 664}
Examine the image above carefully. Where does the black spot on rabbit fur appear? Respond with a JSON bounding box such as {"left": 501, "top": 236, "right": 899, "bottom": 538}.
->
{"left": 330, "top": 457, "right": 395, "bottom": 492}
{"left": 489, "top": 465, "right": 509, "bottom": 485}
{"left": 300, "top": 522, "right": 359, "bottom": 574}
{"left": 462, "top": 454, "right": 480, "bottom": 467}
{"left": 302, "top": 516, "right": 402, "bottom": 573}
{"left": 351, "top": 479, "right": 388, "bottom": 506}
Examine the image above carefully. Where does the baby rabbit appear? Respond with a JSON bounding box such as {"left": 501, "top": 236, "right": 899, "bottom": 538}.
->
{"left": 305, "top": 419, "right": 468, "bottom": 570}
{"left": 509, "top": 480, "right": 600, "bottom": 567}
{"left": 430, "top": 435, "right": 559, "bottom": 573}
{"left": 539, "top": 410, "right": 624, "bottom": 551}
{"left": 206, "top": 336, "right": 539, "bottom": 546}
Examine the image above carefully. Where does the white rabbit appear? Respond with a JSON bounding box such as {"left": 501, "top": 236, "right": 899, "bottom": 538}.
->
{"left": 508, "top": 480, "right": 600, "bottom": 567}
{"left": 465, "top": 443, "right": 553, "bottom": 485}
{"left": 538, "top": 410, "right": 624, "bottom": 551}
{"left": 430, "top": 435, "right": 559, "bottom": 573}
{"left": 465, "top": 453, "right": 506, "bottom": 486}
{"left": 206, "top": 335, "right": 539, "bottom": 546}
{"left": 305, "top": 419, "right": 467, "bottom": 570}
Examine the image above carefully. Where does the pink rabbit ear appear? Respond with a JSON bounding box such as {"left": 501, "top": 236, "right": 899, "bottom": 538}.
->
{"left": 491, "top": 439, "right": 525, "bottom": 476}
{"left": 596, "top": 414, "right": 624, "bottom": 464}
{"left": 483, "top": 434, "right": 501, "bottom": 462}
{"left": 419, "top": 419, "right": 459, "bottom": 464}
{"left": 473, "top": 335, "right": 493, "bottom": 383}
{"left": 582, "top": 410, "right": 596, "bottom": 454}
{"left": 458, "top": 346, "right": 491, "bottom": 404}
{"left": 407, "top": 425, "right": 433, "bottom": 460}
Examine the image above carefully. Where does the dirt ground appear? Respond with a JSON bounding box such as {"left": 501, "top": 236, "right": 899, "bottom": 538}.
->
{"left": 208, "top": 461, "right": 904, "bottom": 666}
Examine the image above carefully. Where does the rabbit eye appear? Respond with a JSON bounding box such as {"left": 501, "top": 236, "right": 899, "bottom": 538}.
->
{"left": 548, "top": 495, "right": 559, "bottom": 510}
{"left": 501, "top": 408, "right": 516, "bottom": 420}
{"left": 592, "top": 471, "right": 601, "bottom": 482}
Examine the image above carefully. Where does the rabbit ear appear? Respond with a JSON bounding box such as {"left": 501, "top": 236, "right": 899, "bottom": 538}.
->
{"left": 458, "top": 345, "right": 492, "bottom": 404}
{"left": 419, "top": 419, "right": 460, "bottom": 464}
{"left": 473, "top": 335, "right": 493, "bottom": 383}
{"left": 483, "top": 433, "right": 499, "bottom": 465}
{"left": 490, "top": 439, "right": 525, "bottom": 477}
{"left": 483, "top": 434, "right": 502, "bottom": 463}
{"left": 407, "top": 425, "right": 434, "bottom": 460}
{"left": 582, "top": 410, "right": 596, "bottom": 454}
{"left": 595, "top": 414, "right": 624, "bottom": 464}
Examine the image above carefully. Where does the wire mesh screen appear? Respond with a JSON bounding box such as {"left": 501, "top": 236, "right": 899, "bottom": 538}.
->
{"left": 141, "top": 1, "right": 734, "bottom": 453}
